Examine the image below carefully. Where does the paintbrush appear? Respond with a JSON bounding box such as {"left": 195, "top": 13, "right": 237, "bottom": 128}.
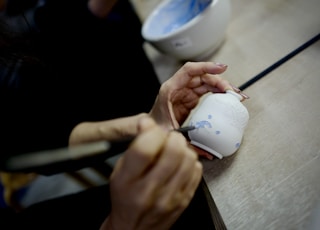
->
{"left": 3, "top": 126, "right": 196, "bottom": 174}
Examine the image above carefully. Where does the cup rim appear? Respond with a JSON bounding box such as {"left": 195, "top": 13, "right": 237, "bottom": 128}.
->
{"left": 190, "top": 140, "right": 224, "bottom": 159}
{"left": 142, "top": 0, "right": 218, "bottom": 41}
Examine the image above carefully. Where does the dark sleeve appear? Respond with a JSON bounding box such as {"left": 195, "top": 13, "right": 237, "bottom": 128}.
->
{"left": 33, "top": 0, "right": 144, "bottom": 48}
{"left": 0, "top": 59, "right": 76, "bottom": 167}
{"left": 34, "top": 0, "right": 101, "bottom": 31}
{"left": 0, "top": 0, "right": 161, "bottom": 169}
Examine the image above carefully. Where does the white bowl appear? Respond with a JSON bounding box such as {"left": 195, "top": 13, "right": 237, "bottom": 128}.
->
{"left": 141, "top": 0, "right": 231, "bottom": 61}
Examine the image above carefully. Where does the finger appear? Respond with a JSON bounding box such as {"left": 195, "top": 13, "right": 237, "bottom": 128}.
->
{"left": 169, "top": 162, "right": 202, "bottom": 213}
{"left": 194, "top": 76, "right": 250, "bottom": 101}
{"left": 155, "top": 148, "right": 202, "bottom": 209}
{"left": 180, "top": 62, "right": 228, "bottom": 77}
{"left": 120, "top": 118, "right": 168, "bottom": 180}
{"left": 178, "top": 161, "right": 203, "bottom": 202}
{"left": 145, "top": 132, "right": 187, "bottom": 187}
{"left": 201, "top": 73, "right": 233, "bottom": 92}
{"left": 165, "top": 148, "right": 201, "bottom": 197}
{"left": 109, "top": 154, "right": 124, "bottom": 180}
{"left": 169, "top": 62, "right": 228, "bottom": 89}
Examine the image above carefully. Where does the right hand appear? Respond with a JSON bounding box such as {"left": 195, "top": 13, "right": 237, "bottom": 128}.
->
{"left": 100, "top": 116, "right": 203, "bottom": 230}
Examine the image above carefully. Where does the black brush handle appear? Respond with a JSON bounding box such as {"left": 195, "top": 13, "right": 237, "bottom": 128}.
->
{"left": 2, "top": 126, "right": 195, "bottom": 175}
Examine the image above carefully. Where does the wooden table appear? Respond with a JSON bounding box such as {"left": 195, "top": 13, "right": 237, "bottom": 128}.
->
{"left": 130, "top": 0, "right": 320, "bottom": 228}
{"left": 202, "top": 40, "right": 320, "bottom": 229}
{"left": 131, "top": 0, "right": 320, "bottom": 84}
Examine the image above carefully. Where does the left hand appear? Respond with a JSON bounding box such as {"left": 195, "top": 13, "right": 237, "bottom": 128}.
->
{"left": 149, "top": 61, "right": 234, "bottom": 160}
{"left": 149, "top": 61, "right": 232, "bottom": 129}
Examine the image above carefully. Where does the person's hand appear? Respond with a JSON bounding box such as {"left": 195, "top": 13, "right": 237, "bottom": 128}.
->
{"left": 100, "top": 116, "right": 203, "bottom": 230}
{"left": 149, "top": 61, "right": 232, "bottom": 129}
{"left": 149, "top": 61, "right": 249, "bottom": 160}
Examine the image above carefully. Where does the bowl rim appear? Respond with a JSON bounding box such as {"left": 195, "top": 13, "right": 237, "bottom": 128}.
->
{"left": 142, "top": 0, "right": 218, "bottom": 41}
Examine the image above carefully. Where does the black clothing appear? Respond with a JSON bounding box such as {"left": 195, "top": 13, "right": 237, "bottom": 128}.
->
{"left": 0, "top": 0, "right": 160, "bottom": 160}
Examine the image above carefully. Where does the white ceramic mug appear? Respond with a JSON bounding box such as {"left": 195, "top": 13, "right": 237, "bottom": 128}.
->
{"left": 187, "top": 90, "right": 249, "bottom": 159}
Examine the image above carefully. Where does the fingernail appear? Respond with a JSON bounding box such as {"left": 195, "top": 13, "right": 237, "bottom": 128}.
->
{"left": 231, "top": 84, "right": 241, "bottom": 93}
{"left": 230, "top": 85, "right": 250, "bottom": 100}
{"left": 240, "top": 92, "right": 250, "bottom": 100}
{"left": 215, "top": 63, "right": 228, "bottom": 68}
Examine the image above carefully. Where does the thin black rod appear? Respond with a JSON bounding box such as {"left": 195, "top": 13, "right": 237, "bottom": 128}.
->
{"left": 239, "top": 33, "right": 320, "bottom": 91}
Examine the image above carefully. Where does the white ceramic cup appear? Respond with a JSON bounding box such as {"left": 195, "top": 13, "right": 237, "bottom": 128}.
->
{"left": 141, "top": 0, "right": 231, "bottom": 61}
{"left": 187, "top": 90, "right": 249, "bottom": 159}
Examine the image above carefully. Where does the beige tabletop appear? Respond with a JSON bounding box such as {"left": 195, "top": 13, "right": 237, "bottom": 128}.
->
{"left": 130, "top": 0, "right": 320, "bottom": 229}
{"left": 202, "top": 40, "right": 320, "bottom": 229}
{"left": 131, "top": 0, "right": 320, "bottom": 85}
